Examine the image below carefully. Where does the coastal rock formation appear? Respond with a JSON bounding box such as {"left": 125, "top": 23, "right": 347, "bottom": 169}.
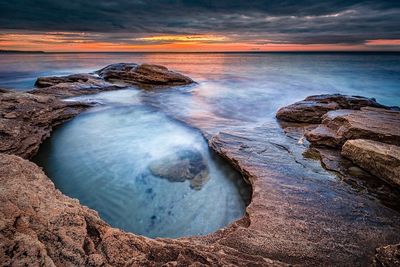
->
{"left": 96, "top": 63, "right": 194, "bottom": 87}
{"left": 305, "top": 107, "right": 400, "bottom": 147}
{"left": 149, "top": 148, "right": 210, "bottom": 190}
{"left": 0, "top": 153, "right": 283, "bottom": 266}
{"left": 277, "top": 95, "right": 400, "bottom": 188}
{"left": 2, "top": 72, "right": 400, "bottom": 266}
{"left": 276, "top": 94, "right": 388, "bottom": 123}
{"left": 33, "top": 73, "right": 123, "bottom": 97}
{"left": 32, "top": 63, "right": 194, "bottom": 97}
{"left": 342, "top": 139, "right": 400, "bottom": 187}
{"left": 0, "top": 90, "right": 89, "bottom": 159}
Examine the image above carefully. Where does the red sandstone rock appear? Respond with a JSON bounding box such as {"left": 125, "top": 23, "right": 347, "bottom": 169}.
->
{"left": 276, "top": 94, "right": 389, "bottom": 123}
{"left": 96, "top": 63, "right": 194, "bottom": 87}
{"left": 32, "top": 73, "right": 123, "bottom": 97}
{"left": 0, "top": 153, "right": 284, "bottom": 266}
{"left": 0, "top": 90, "right": 89, "bottom": 159}
{"left": 342, "top": 139, "right": 400, "bottom": 187}
{"left": 305, "top": 107, "right": 400, "bottom": 147}
{"left": 32, "top": 63, "right": 194, "bottom": 97}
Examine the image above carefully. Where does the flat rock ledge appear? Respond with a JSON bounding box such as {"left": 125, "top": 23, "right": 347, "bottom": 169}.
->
{"left": 342, "top": 139, "right": 400, "bottom": 188}
{"left": 276, "top": 94, "right": 389, "bottom": 123}
{"left": 276, "top": 94, "right": 400, "bottom": 266}
{"left": 32, "top": 63, "right": 194, "bottom": 97}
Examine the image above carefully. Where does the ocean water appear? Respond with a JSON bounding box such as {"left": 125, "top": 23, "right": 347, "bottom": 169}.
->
{"left": 2, "top": 52, "right": 400, "bottom": 238}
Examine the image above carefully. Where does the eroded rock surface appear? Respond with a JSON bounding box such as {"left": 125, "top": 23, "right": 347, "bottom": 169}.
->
{"left": 276, "top": 94, "right": 387, "bottom": 123}
{"left": 32, "top": 63, "right": 194, "bottom": 97}
{"left": 0, "top": 90, "right": 89, "bottom": 159}
{"left": 149, "top": 148, "right": 210, "bottom": 190}
{"left": 342, "top": 139, "right": 400, "bottom": 187}
{"left": 33, "top": 73, "right": 122, "bottom": 97}
{"left": 306, "top": 107, "right": 400, "bottom": 147}
{"left": 96, "top": 63, "right": 194, "bottom": 87}
{"left": 0, "top": 153, "right": 284, "bottom": 266}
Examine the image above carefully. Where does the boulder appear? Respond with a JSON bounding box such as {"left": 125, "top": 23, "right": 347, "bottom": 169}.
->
{"left": 305, "top": 107, "right": 400, "bottom": 147}
{"left": 276, "top": 94, "right": 388, "bottom": 123}
{"left": 0, "top": 90, "right": 89, "bottom": 159}
{"left": 32, "top": 63, "right": 194, "bottom": 97}
{"left": 149, "top": 148, "right": 209, "bottom": 190}
{"left": 342, "top": 139, "right": 400, "bottom": 187}
{"left": 32, "top": 73, "right": 122, "bottom": 97}
{"left": 96, "top": 63, "right": 194, "bottom": 87}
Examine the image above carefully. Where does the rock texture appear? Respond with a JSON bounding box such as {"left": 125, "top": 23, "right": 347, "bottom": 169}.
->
{"left": 33, "top": 73, "right": 122, "bottom": 97}
{"left": 305, "top": 107, "right": 400, "bottom": 147}
{"left": 32, "top": 63, "right": 194, "bottom": 97}
{"left": 342, "top": 139, "right": 400, "bottom": 187}
{"left": 374, "top": 243, "right": 400, "bottom": 267}
{"left": 96, "top": 63, "right": 194, "bottom": 87}
{"left": 0, "top": 90, "right": 89, "bottom": 159}
{"left": 149, "top": 148, "right": 210, "bottom": 190}
{"left": 2, "top": 77, "right": 400, "bottom": 266}
{"left": 0, "top": 153, "right": 284, "bottom": 266}
{"left": 276, "top": 94, "right": 388, "bottom": 123}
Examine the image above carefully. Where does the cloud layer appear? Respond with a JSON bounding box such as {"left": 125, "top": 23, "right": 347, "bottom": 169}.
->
{"left": 0, "top": 1, "right": 399, "bottom": 51}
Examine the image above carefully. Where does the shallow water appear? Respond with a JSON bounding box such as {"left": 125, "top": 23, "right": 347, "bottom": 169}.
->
{"left": 34, "top": 90, "right": 250, "bottom": 238}
{"left": 3, "top": 52, "right": 400, "bottom": 237}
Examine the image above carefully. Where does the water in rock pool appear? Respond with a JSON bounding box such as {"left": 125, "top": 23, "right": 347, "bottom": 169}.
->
{"left": 34, "top": 90, "right": 251, "bottom": 238}
{"left": 3, "top": 52, "right": 400, "bottom": 237}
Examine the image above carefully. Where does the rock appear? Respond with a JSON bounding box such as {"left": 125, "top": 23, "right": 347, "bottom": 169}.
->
{"left": 374, "top": 243, "right": 400, "bottom": 267}
{"left": 276, "top": 94, "right": 388, "bottom": 123}
{"left": 0, "top": 153, "right": 284, "bottom": 266}
{"left": 32, "top": 63, "right": 194, "bottom": 97}
{"left": 0, "top": 90, "right": 89, "bottom": 159}
{"left": 342, "top": 139, "right": 400, "bottom": 187}
{"left": 305, "top": 107, "right": 400, "bottom": 147}
{"left": 149, "top": 148, "right": 209, "bottom": 190}
{"left": 96, "top": 63, "right": 194, "bottom": 87}
{"left": 32, "top": 73, "right": 122, "bottom": 97}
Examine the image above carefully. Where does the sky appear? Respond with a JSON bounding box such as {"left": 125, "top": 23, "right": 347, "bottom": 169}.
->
{"left": 0, "top": 0, "right": 399, "bottom": 52}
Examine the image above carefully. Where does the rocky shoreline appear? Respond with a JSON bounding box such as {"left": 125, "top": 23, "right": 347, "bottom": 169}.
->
{"left": 1, "top": 64, "right": 400, "bottom": 266}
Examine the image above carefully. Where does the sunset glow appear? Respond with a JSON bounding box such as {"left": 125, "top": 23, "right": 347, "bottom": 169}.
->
{"left": 0, "top": 1, "right": 399, "bottom": 52}
{"left": 1, "top": 32, "right": 398, "bottom": 52}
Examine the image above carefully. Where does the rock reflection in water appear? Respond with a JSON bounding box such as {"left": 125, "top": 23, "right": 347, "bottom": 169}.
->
{"left": 34, "top": 91, "right": 251, "bottom": 238}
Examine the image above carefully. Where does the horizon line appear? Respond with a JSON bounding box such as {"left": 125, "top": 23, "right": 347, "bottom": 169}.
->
{"left": 1, "top": 50, "right": 400, "bottom": 54}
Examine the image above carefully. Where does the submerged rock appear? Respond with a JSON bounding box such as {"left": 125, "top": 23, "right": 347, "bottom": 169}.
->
{"left": 96, "top": 63, "right": 194, "bottom": 87}
{"left": 149, "top": 148, "right": 209, "bottom": 190}
{"left": 305, "top": 107, "right": 400, "bottom": 147}
{"left": 342, "top": 139, "right": 400, "bottom": 187}
{"left": 276, "top": 94, "right": 389, "bottom": 123}
{"left": 0, "top": 89, "right": 89, "bottom": 159}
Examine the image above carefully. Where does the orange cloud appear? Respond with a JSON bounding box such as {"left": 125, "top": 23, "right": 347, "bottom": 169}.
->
{"left": 366, "top": 39, "right": 400, "bottom": 46}
{"left": 0, "top": 32, "right": 397, "bottom": 52}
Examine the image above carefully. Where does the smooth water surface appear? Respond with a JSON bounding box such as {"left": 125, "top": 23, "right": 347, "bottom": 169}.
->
{"left": 2, "top": 52, "right": 400, "bottom": 237}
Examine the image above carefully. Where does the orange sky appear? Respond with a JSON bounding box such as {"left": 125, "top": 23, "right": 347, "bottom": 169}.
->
{"left": 1, "top": 33, "right": 399, "bottom": 52}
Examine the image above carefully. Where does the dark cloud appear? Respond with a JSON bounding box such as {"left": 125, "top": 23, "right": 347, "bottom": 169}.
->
{"left": 0, "top": 0, "right": 399, "bottom": 45}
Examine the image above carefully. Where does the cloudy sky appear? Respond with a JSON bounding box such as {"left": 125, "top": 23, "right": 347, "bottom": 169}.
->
{"left": 1, "top": 0, "right": 399, "bottom": 52}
